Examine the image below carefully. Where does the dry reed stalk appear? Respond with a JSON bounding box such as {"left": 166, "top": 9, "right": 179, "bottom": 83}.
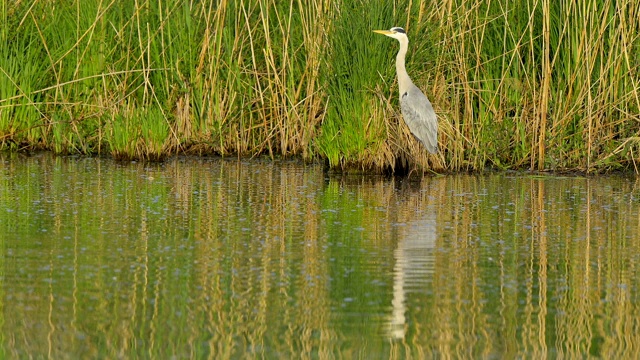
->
{"left": 538, "top": 0, "right": 551, "bottom": 171}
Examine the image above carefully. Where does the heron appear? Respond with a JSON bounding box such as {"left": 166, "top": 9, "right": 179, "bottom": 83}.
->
{"left": 374, "top": 27, "right": 438, "bottom": 154}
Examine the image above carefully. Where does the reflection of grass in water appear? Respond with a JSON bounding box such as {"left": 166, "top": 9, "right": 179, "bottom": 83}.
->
{"left": 434, "top": 175, "right": 640, "bottom": 358}
{"left": 2, "top": 156, "right": 640, "bottom": 357}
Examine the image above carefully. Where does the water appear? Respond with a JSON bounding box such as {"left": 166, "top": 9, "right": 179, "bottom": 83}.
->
{"left": 2, "top": 153, "right": 640, "bottom": 358}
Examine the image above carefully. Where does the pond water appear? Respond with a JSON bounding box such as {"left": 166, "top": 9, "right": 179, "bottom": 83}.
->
{"left": 1, "top": 153, "right": 640, "bottom": 358}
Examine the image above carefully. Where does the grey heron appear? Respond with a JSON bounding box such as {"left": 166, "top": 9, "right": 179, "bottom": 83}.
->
{"left": 374, "top": 27, "right": 438, "bottom": 154}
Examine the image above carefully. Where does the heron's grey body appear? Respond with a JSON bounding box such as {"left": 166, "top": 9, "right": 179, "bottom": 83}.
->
{"left": 374, "top": 27, "right": 438, "bottom": 153}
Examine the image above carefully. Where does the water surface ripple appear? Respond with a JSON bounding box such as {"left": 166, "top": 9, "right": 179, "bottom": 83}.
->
{"left": 2, "top": 153, "right": 640, "bottom": 358}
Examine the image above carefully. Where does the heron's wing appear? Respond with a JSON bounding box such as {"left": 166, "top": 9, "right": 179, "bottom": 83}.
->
{"left": 399, "top": 85, "right": 438, "bottom": 153}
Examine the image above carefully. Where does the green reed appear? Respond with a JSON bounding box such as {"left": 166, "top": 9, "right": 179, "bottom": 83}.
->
{"left": 0, "top": 7, "right": 43, "bottom": 150}
{"left": 433, "top": 0, "right": 640, "bottom": 172}
{"left": 0, "top": 0, "right": 639, "bottom": 172}
{"left": 316, "top": 1, "right": 386, "bottom": 169}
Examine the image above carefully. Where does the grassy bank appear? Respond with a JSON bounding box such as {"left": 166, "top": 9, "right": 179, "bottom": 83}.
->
{"left": 1, "top": 0, "right": 639, "bottom": 172}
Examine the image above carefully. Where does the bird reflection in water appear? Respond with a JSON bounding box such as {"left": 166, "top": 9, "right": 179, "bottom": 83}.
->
{"left": 388, "top": 210, "right": 437, "bottom": 339}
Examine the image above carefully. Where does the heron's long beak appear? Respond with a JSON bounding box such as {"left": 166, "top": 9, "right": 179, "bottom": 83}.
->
{"left": 373, "top": 30, "right": 394, "bottom": 35}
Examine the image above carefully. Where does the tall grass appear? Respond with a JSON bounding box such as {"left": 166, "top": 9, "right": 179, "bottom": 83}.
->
{"left": 317, "top": 1, "right": 393, "bottom": 169}
{"left": 431, "top": 0, "right": 640, "bottom": 172}
{"left": 1, "top": 0, "right": 639, "bottom": 172}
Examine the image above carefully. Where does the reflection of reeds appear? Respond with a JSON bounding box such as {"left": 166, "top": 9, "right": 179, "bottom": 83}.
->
{"left": 3, "top": 155, "right": 640, "bottom": 357}
{"left": 2, "top": 1, "right": 639, "bottom": 171}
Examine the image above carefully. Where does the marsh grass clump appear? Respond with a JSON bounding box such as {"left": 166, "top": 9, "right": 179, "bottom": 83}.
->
{"left": 104, "top": 107, "right": 170, "bottom": 161}
{"left": 0, "top": 0, "right": 639, "bottom": 172}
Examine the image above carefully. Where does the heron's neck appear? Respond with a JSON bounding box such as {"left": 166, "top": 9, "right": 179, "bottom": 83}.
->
{"left": 396, "top": 37, "right": 412, "bottom": 94}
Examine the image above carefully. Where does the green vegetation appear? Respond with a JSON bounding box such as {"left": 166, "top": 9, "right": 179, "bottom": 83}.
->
{"left": 1, "top": 0, "right": 639, "bottom": 172}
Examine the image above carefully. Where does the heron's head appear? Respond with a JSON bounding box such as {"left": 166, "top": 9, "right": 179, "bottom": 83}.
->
{"left": 373, "top": 27, "right": 407, "bottom": 41}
